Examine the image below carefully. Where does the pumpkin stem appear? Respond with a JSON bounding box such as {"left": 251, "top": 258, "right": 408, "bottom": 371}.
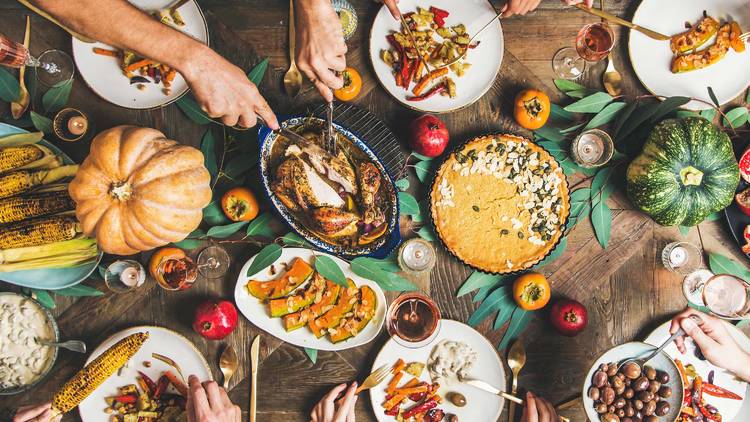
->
{"left": 679, "top": 166, "right": 703, "bottom": 186}
{"left": 109, "top": 181, "right": 133, "bottom": 201}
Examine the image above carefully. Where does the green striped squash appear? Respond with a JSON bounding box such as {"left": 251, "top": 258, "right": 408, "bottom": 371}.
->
{"left": 626, "top": 117, "right": 739, "bottom": 226}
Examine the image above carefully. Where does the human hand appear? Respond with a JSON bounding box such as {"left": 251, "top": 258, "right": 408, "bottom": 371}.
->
{"left": 180, "top": 45, "right": 278, "bottom": 130}
{"left": 520, "top": 392, "right": 558, "bottom": 422}
{"left": 186, "top": 375, "right": 241, "bottom": 422}
{"left": 295, "top": 0, "right": 347, "bottom": 102}
{"left": 500, "top": 0, "right": 542, "bottom": 18}
{"left": 561, "top": 0, "right": 595, "bottom": 7}
{"left": 376, "top": 0, "right": 401, "bottom": 19}
{"left": 670, "top": 308, "right": 750, "bottom": 382}
{"left": 12, "top": 403, "right": 60, "bottom": 422}
{"left": 310, "top": 382, "right": 358, "bottom": 422}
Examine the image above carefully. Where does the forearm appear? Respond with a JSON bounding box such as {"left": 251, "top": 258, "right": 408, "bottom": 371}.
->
{"left": 731, "top": 352, "right": 750, "bottom": 383}
{"left": 28, "top": 0, "right": 211, "bottom": 77}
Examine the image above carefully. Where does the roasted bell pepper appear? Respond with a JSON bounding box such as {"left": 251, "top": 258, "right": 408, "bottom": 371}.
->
{"left": 384, "top": 404, "right": 400, "bottom": 416}
{"left": 137, "top": 371, "right": 157, "bottom": 395}
{"left": 698, "top": 404, "right": 722, "bottom": 421}
{"left": 403, "top": 398, "right": 438, "bottom": 419}
{"left": 407, "top": 84, "right": 446, "bottom": 101}
{"left": 113, "top": 394, "right": 137, "bottom": 404}
{"left": 429, "top": 7, "right": 449, "bottom": 27}
{"left": 702, "top": 383, "right": 742, "bottom": 400}
{"left": 675, "top": 359, "right": 689, "bottom": 386}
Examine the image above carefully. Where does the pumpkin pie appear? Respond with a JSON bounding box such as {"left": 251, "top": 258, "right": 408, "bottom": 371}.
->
{"left": 430, "top": 134, "right": 570, "bottom": 273}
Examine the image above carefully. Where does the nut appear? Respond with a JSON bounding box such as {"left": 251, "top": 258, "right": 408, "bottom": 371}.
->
{"left": 621, "top": 362, "right": 642, "bottom": 379}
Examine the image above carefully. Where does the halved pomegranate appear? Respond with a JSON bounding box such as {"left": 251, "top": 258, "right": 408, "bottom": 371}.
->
{"left": 736, "top": 188, "right": 750, "bottom": 216}
{"left": 739, "top": 147, "right": 750, "bottom": 184}
{"left": 743, "top": 225, "right": 750, "bottom": 255}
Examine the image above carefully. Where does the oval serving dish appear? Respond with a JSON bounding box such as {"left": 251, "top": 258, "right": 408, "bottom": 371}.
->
{"left": 258, "top": 116, "right": 401, "bottom": 258}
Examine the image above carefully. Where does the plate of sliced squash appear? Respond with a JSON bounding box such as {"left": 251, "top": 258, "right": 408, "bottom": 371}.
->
{"left": 233, "top": 248, "right": 387, "bottom": 351}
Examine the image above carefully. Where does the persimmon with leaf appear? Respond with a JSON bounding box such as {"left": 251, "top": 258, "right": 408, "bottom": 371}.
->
{"left": 221, "top": 186, "right": 259, "bottom": 222}
{"left": 514, "top": 89, "right": 550, "bottom": 130}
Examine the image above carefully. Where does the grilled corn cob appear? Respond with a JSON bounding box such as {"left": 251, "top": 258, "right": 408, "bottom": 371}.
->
{"left": 0, "top": 214, "right": 79, "bottom": 249}
{"left": 51, "top": 332, "right": 149, "bottom": 414}
{"left": 0, "top": 188, "right": 75, "bottom": 223}
{"left": 0, "top": 145, "right": 44, "bottom": 173}
{"left": 0, "top": 164, "right": 78, "bottom": 199}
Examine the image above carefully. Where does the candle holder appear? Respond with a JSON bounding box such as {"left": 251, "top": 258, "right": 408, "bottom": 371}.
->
{"left": 53, "top": 107, "right": 90, "bottom": 142}
{"left": 661, "top": 241, "right": 703, "bottom": 275}
{"left": 570, "top": 129, "right": 614, "bottom": 168}
{"left": 398, "top": 238, "right": 436, "bottom": 274}
{"left": 104, "top": 260, "right": 146, "bottom": 293}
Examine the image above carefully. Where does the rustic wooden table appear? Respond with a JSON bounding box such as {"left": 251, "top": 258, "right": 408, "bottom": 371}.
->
{"left": 1, "top": 0, "right": 749, "bottom": 421}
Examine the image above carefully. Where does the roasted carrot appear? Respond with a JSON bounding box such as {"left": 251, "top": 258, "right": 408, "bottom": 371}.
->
{"left": 393, "top": 385, "right": 429, "bottom": 396}
{"left": 164, "top": 370, "right": 188, "bottom": 397}
{"left": 92, "top": 47, "right": 119, "bottom": 57}
{"left": 382, "top": 394, "right": 406, "bottom": 411}
{"left": 412, "top": 67, "right": 448, "bottom": 96}
{"left": 386, "top": 372, "right": 403, "bottom": 394}
{"left": 392, "top": 359, "right": 406, "bottom": 374}
{"left": 401, "top": 378, "right": 420, "bottom": 389}
{"left": 125, "top": 59, "right": 154, "bottom": 73}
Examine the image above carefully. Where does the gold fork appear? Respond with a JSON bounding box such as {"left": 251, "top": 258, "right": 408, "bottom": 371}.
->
{"left": 356, "top": 364, "right": 391, "bottom": 394}
{"left": 740, "top": 31, "right": 749, "bottom": 42}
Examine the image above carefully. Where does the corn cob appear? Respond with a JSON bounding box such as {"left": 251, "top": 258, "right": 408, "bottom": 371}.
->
{"left": 0, "top": 214, "right": 79, "bottom": 249}
{"left": 0, "top": 145, "right": 44, "bottom": 173}
{"left": 51, "top": 332, "right": 149, "bottom": 414}
{"left": 0, "top": 189, "right": 75, "bottom": 223}
{"left": 0, "top": 164, "right": 78, "bottom": 199}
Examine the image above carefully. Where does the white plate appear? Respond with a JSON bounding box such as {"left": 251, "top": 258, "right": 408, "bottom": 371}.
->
{"left": 369, "top": 320, "right": 505, "bottom": 422}
{"left": 629, "top": 0, "right": 750, "bottom": 110}
{"left": 645, "top": 319, "right": 750, "bottom": 421}
{"left": 71, "top": 0, "right": 208, "bottom": 109}
{"left": 78, "top": 326, "right": 212, "bottom": 422}
{"left": 233, "top": 248, "right": 386, "bottom": 351}
{"left": 369, "top": 0, "right": 503, "bottom": 113}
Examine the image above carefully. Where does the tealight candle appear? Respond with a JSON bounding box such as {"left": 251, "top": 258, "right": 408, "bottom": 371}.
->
{"left": 119, "top": 266, "right": 140, "bottom": 287}
{"left": 571, "top": 129, "right": 614, "bottom": 168}
{"left": 53, "top": 108, "right": 90, "bottom": 142}
{"left": 661, "top": 241, "right": 702, "bottom": 275}
{"left": 398, "top": 238, "right": 436, "bottom": 273}
{"left": 67, "top": 115, "right": 88, "bottom": 136}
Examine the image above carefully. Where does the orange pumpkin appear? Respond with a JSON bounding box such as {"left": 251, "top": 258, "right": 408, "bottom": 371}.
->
{"left": 69, "top": 126, "right": 211, "bottom": 255}
{"left": 513, "top": 89, "right": 551, "bottom": 130}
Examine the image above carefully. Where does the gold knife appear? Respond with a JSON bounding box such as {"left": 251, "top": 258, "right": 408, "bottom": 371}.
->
{"left": 575, "top": 4, "right": 670, "bottom": 41}
{"left": 249, "top": 335, "right": 260, "bottom": 422}
{"left": 464, "top": 380, "right": 571, "bottom": 422}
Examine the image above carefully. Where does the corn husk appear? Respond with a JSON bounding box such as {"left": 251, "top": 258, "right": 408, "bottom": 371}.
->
{"left": 0, "top": 236, "right": 97, "bottom": 265}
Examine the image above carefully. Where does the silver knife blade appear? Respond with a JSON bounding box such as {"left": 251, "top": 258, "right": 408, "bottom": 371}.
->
{"left": 465, "top": 379, "right": 502, "bottom": 396}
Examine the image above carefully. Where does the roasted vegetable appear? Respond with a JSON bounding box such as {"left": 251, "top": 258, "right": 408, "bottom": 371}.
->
{"left": 0, "top": 187, "right": 75, "bottom": 224}
{"left": 0, "top": 143, "right": 61, "bottom": 174}
{"left": 0, "top": 214, "right": 79, "bottom": 249}
{"left": 0, "top": 237, "right": 97, "bottom": 272}
{"left": 671, "top": 23, "right": 732, "bottom": 74}
{"left": 670, "top": 14, "right": 720, "bottom": 54}
{"left": 51, "top": 332, "right": 149, "bottom": 414}
{"left": 0, "top": 165, "right": 78, "bottom": 199}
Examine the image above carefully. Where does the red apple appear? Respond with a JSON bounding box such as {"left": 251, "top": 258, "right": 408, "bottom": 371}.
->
{"left": 409, "top": 115, "right": 449, "bottom": 158}
{"left": 193, "top": 299, "right": 238, "bottom": 340}
{"left": 549, "top": 298, "right": 587, "bottom": 337}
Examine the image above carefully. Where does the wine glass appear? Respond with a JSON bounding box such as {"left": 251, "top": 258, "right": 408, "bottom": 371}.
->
{"left": 154, "top": 255, "right": 198, "bottom": 291}
{"left": 0, "top": 33, "right": 74, "bottom": 86}
{"left": 553, "top": 22, "right": 615, "bottom": 80}
{"left": 197, "top": 245, "right": 231, "bottom": 279}
{"left": 386, "top": 292, "right": 441, "bottom": 348}
{"left": 701, "top": 274, "right": 750, "bottom": 320}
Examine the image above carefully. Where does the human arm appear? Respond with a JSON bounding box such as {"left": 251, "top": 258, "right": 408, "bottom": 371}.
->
{"left": 310, "top": 383, "right": 358, "bottom": 422}
{"left": 186, "top": 375, "right": 241, "bottom": 422}
{"left": 11, "top": 403, "right": 60, "bottom": 422}
{"left": 670, "top": 308, "right": 750, "bottom": 382}
{"left": 28, "top": 0, "right": 278, "bottom": 129}
{"left": 521, "top": 392, "right": 559, "bottom": 422}
{"left": 501, "top": 0, "right": 594, "bottom": 18}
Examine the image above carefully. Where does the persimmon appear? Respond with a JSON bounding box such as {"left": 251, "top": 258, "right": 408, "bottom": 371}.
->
{"left": 334, "top": 67, "right": 362, "bottom": 101}
{"left": 513, "top": 89, "right": 551, "bottom": 130}
{"left": 148, "top": 247, "right": 186, "bottom": 280}
{"left": 221, "top": 187, "right": 259, "bottom": 222}
{"left": 512, "top": 272, "right": 551, "bottom": 310}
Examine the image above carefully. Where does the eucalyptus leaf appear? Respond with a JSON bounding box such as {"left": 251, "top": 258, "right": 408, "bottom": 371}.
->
{"left": 649, "top": 96, "right": 691, "bottom": 123}
{"left": 224, "top": 156, "right": 256, "bottom": 179}
{"left": 53, "top": 284, "right": 104, "bottom": 297}
{"left": 564, "top": 92, "right": 613, "bottom": 114}
{"left": 246, "top": 212, "right": 276, "bottom": 238}
{"left": 98, "top": 264, "right": 107, "bottom": 280}
{"left": 570, "top": 187, "right": 592, "bottom": 203}
{"left": 564, "top": 89, "right": 590, "bottom": 99}
{"left": 413, "top": 199, "right": 429, "bottom": 223}
{"left": 553, "top": 79, "right": 586, "bottom": 93}
{"left": 700, "top": 108, "right": 718, "bottom": 122}
{"left": 723, "top": 107, "right": 749, "bottom": 128}
{"left": 473, "top": 285, "right": 495, "bottom": 303}
{"left": 416, "top": 226, "right": 435, "bottom": 242}
{"left": 675, "top": 110, "right": 699, "bottom": 119}
{"left": 550, "top": 103, "right": 575, "bottom": 122}
{"left": 395, "top": 178, "right": 410, "bottom": 191}
{"left": 379, "top": 272, "right": 418, "bottom": 292}
{"left": 0, "top": 68, "right": 20, "bottom": 102}
{"left": 207, "top": 221, "right": 248, "bottom": 238}
{"left": 534, "top": 126, "right": 565, "bottom": 143}
{"left": 304, "top": 347, "right": 318, "bottom": 364}
{"left": 173, "top": 238, "right": 204, "bottom": 249}
{"left": 537, "top": 140, "right": 567, "bottom": 155}
{"left": 584, "top": 102, "right": 627, "bottom": 129}
{"left": 611, "top": 101, "right": 638, "bottom": 139}
{"left": 246, "top": 243, "right": 283, "bottom": 277}
{"left": 590, "top": 166, "right": 614, "bottom": 201}
{"left": 704, "top": 212, "right": 721, "bottom": 222}
{"left": 467, "top": 286, "right": 512, "bottom": 327}
{"left": 280, "top": 231, "right": 311, "bottom": 247}
{"left": 560, "top": 123, "right": 585, "bottom": 134}
{"left": 498, "top": 308, "right": 532, "bottom": 351}
{"left": 30, "top": 111, "right": 52, "bottom": 134}
{"left": 535, "top": 237, "right": 567, "bottom": 268}
{"left": 42, "top": 80, "right": 73, "bottom": 113}
{"left": 353, "top": 257, "right": 401, "bottom": 273}
{"left": 679, "top": 225, "right": 690, "bottom": 237}
{"left": 617, "top": 102, "right": 661, "bottom": 144}
{"left": 411, "top": 152, "right": 434, "bottom": 161}
{"left": 746, "top": 89, "right": 750, "bottom": 104}
{"left": 457, "top": 271, "right": 505, "bottom": 297}
{"left": 350, "top": 258, "right": 416, "bottom": 291}
{"left": 413, "top": 160, "right": 432, "bottom": 184}
{"left": 315, "top": 255, "right": 348, "bottom": 287}
{"left": 176, "top": 96, "right": 213, "bottom": 125}
{"left": 708, "top": 253, "right": 750, "bottom": 282}
{"left": 398, "top": 192, "right": 420, "bottom": 216}
{"left": 707, "top": 86, "right": 720, "bottom": 108}
{"left": 31, "top": 289, "right": 55, "bottom": 309}
{"left": 566, "top": 202, "right": 590, "bottom": 230}
{"left": 247, "top": 58, "right": 269, "bottom": 85}
{"left": 591, "top": 200, "right": 612, "bottom": 248}
{"left": 493, "top": 303, "right": 516, "bottom": 330}
{"left": 201, "top": 129, "right": 218, "bottom": 183}
{"left": 203, "top": 200, "right": 230, "bottom": 226}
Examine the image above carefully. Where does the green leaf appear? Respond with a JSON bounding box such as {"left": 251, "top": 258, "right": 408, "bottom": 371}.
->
{"left": 395, "top": 178, "right": 409, "bottom": 191}
{"left": 473, "top": 285, "right": 495, "bottom": 303}
{"left": 493, "top": 303, "right": 516, "bottom": 331}
{"left": 304, "top": 347, "right": 318, "bottom": 364}
{"left": 570, "top": 187, "right": 592, "bottom": 203}
{"left": 708, "top": 253, "right": 750, "bottom": 282}
{"left": 280, "top": 231, "right": 311, "bottom": 247}
{"left": 53, "top": 284, "right": 104, "bottom": 297}
{"left": 0, "top": 68, "right": 20, "bottom": 102}
{"left": 224, "top": 156, "right": 256, "bottom": 179}
{"left": 176, "top": 96, "right": 213, "bottom": 125}
{"left": 554, "top": 79, "right": 586, "bottom": 93}
{"left": 398, "top": 192, "right": 420, "bottom": 216}
{"left": 675, "top": 110, "right": 699, "bottom": 119}
{"left": 201, "top": 129, "right": 218, "bottom": 183}
{"left": 723, "top": 107, "right": 749, "bottom": 128}
{"left": 567, "top": 202, "right": 590, "bottom": 230}
{"left": 31, "top": 289, "right": 55, "bottom": 309}
{"left": 534, "top": 126, "right": 565, "bottom": 143}
{"left": 468, "top": 287, "right": 512, "bottom": 327}
{"left": 30, "top": 111, "right": 52, "bottom": 134}
{"left": 649, "top": 96, "right": 691, "bottom": 123}
{"left": 315, "top": 255, "right": 348, "bottom": 287}
{"left": 537, "top": 140, "right": 567, "bottom": 156}
{"left": 413, "top": 160, "right": 432, "bottom": 184}
{"left": 679, "top": 225, "right": 690, "bottom": 236}
{"left": 98, "top": 264, "right": 107, "bottom": 279}
{"left": 246, "top": 212, "right": 276, "bottom": 238}
{"left": 350, "top": 257, "right": 417, "bottom": 291}
{"left": 591, "top": 200, "right": 612, "bottom": 248}
{"left": 207, "top": 221, "right": 248, "bottom": 238}
{"left": 535, "top": 237, "right": 567, "bottom": 268}
{"left": 549, "top": 103, "right": 576, "bottom": 122}
{"left": 379, "top": 272, "right": 418, "bottom": 291}
{"left": 247, "top": 58, "right": 269, "bottom": 85}
{"left": 611, "top": 101, "right": 638, "bottom": 139}
{"left": 707, "top": 86, "right": 720, "bottom": 108}
{"left": 700, "top": 108, "right": 718, "bottom": 122}
{"left": 173, "top": 238, "right": 204, "bottom": 249}
{"left": 457, "top": 271, "right": 505, "bottom": 297}
{"left": 203, "top": 200, "right": 230, "bottom": 226}
{"left": 246, "top": 243, "right": 283, "bottom": 277}
{"left": 584, "top": 102, "right": 627, "bottom": 129}
{"left": 746, "top": 89, "right": 750, "bottom": 104}
{"left": 590, "top": 166, "right": 615, "bottom": 202}
{"left": 416, "top": 226, "right": 435, "bottom": 242}
{"left": 498, "top": 308, "right": 532, "bottom": 351}
{"left": 42, "top": 80, "right": 73, "bottom": 113}
{"left": 564, "top": 89, "right": 590, "bottom": 99}
{"left": 560, "top": 123, "right": 585, "bottom": 134}
{"left": 704, "top": 212, "right": 722, "bottom": 222}
{"left": 413, "top": 199, "right": 429, "bottom": 223}
{"left": 354, "top": 256, "right": 401, "bottom": 273}
{"left": 564, "top": 92, "right": 613, "bottom": 114}
{"left": 411, "top": 152, "right": 434, "bottom": 161}
{"left": 617, "top": 102, "right": 661, "bottom": 143}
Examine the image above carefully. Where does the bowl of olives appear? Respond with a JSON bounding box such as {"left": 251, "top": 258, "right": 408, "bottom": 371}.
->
{"left": 582, "top": 342, "right": 684, "bottom": 422}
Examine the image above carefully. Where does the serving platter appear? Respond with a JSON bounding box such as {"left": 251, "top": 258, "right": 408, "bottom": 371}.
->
{"left": 644, "top": 319, "right": 750, "bottom": 421}
{"left": 629, "top": 0, "right": 750, "bottom": 110}
{"left": 369, "top": 0, "right": 503, "bottom": 113}
{"left": 78, "top": 326, "right": 212, "bottom": 422}
{"left": 233, "top": 247, "right": 387, "bottom": 351}
{"left": 369, "top": 320, "right": 505, "bottom": 422}
{"left": 71, "top": 0, "right": 209, "bottom": 109}
{"left": 0, "top": 123, "right": 102, "bottom": 290}
{"left": 258, "top": 116, "right": 401, "bottom": 259}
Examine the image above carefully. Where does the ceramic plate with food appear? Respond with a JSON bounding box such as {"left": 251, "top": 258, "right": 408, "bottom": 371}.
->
{"left": 233, "top": 247, "right": 387, "bottom": 351}
{"left": 258, "top": 116, "right": 400, "bottom": 258}
{"left": 71, "top": 0, "right": 208, "bottom": 109}
{"left": 629, "top": 0, "right": 750, "bottom": 110}
{"left": 369, "top": 0, "right": 503, "bottom": 113}
{"left": 430, "top": 134, "right": 569, "bottom": 274}
{"left": 78, "top": 326, "right": 212, "bottom": 422}
{"left": 369, "top": 320, "right": 505, "bottom": 422}
{"left": 645, "top": 319, "right": 750, "bottom": 421}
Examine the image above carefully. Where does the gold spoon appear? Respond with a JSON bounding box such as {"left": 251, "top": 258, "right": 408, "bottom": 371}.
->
{"left": 283, "top": 0, "right": 302, "bottom": 97}
{"left": 599, "top": 1, "right": 622, "bottom": 97}
{"left": 219, "top": 345, "right": 239, "bottom": 389}
{"left": 11, "top": 16, "right": 30, "bottom": 119}
{"left": 507, "top": 339, "right": 527, "bottom": 422}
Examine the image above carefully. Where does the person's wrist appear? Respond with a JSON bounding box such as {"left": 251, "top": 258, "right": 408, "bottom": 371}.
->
{"left": 173, "top": 43, "right": 215, "bottom": 83}
{"left": 731, "top": 352, "right": 750, "bottom": 382}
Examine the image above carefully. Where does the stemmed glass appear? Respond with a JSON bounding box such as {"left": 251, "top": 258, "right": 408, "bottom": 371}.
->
{"left": 0, "top": 33, "right": 74, "bottom": 86}
{"left": 553, "top": 22, "right": 615, "bottom": 80}
{"left": 387, "top": 292, "right": 441, "bottom": 348}
{"left": 196, "top": 245, "right": 231, "bottom": 279}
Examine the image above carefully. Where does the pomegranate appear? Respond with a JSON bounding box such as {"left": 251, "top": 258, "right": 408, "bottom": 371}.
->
{"left": 736, "top": 187, "right": 750, "bottom": 216}
{"left": 739, "top": 147, "right": 750, "bottom": 184}
{"left": 193, "top": 299, "right": 238, "bottom": 340}
{"left": 743, "top": 225, "right": 750, "bottom": 255}
{"left": 549, "top": 298, "right": 588, "bottom": 337}
{"left": 409, "top": 115, "right": 449, "bottom": 158}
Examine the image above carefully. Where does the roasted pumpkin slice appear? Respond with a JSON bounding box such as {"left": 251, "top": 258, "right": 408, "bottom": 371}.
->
{"left": 730, "top": 22, "right": 746, "bottom": 53}
{"left": 309, "top": 279, "right": 358, "bottom": 338}
{"left": 283, "top": 279, "right": 341, "bottom": 331}
{"left": 268, "top": 272, "right": 327, "bottom": 317}
{"left": 670, "top": 15, "right": 720, "bottom": 54}
{"left": 245, "top": 258, "right": 314, "bottom": 300}
{"left": 671, "top": 24, "right": 732, "bottom": 74}
{"left": 329, "top": 285, "right": 377, "bottom": 343}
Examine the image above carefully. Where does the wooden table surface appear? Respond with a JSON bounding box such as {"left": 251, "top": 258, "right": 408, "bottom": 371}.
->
{"left": 1, "top": 0, "right": 749, "bottom": 421}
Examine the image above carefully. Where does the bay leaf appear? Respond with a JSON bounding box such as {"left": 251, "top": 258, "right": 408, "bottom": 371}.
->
{"left": 246, "top": 243, "right": 283, "bottom": 277}
{"left": 564, "top": 92, "right": 613, "bottom": 114}
{"left": 315, "top": 255, "right": 348, "bottom": 287}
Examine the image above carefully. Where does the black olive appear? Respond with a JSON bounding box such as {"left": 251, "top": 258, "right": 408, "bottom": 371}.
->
{"left": 643, "top": 366, "right": 656, "bottom": 380}
{"left": 655, "top": 371, "right": 670, "bottom": 384}
{"left": 633, "top": 376, "right": 650, "bottom": 392}
{"left": 655, "top": 401, "right": 670, "bottom": 416}
{"left": 657, "top": 386, "right": 672, "bottom": 398}
{"left": 621, "top": 362, "right": 642, "bottom": 379}
{"left": 588, "top": 387, "right": 601, "bottom": 401}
